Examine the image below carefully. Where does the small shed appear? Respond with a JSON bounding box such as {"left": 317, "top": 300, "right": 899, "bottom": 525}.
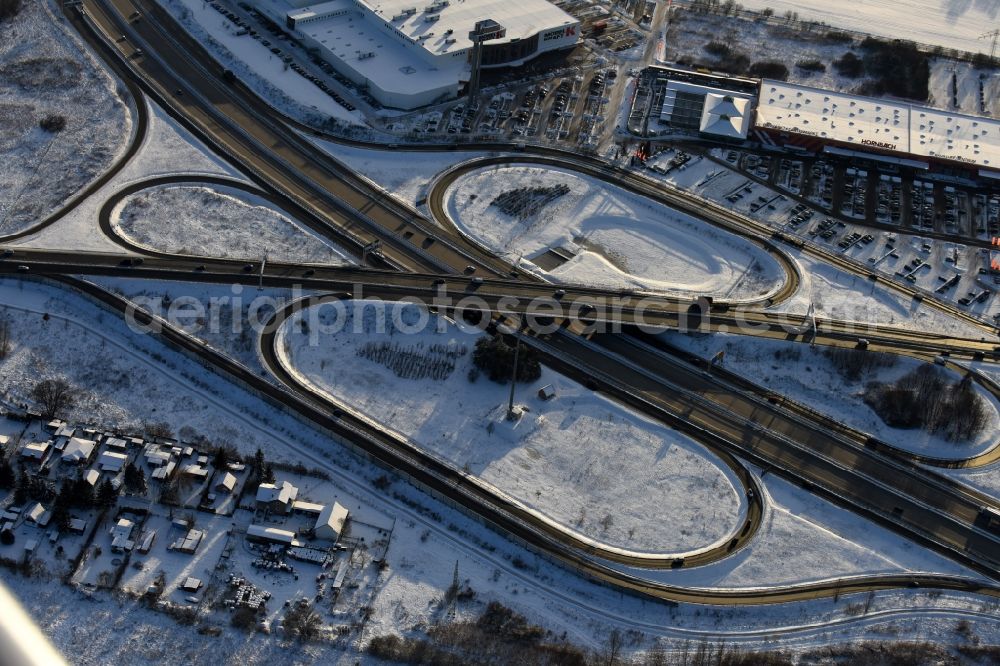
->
{"left": 181, "top": 577, "right": 202, "bottom": 592}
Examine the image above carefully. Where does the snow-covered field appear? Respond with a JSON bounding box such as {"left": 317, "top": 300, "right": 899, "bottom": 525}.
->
{"left": 278, "top": 300, "right": 745, "bottom": 555}
{"left": 445, "top": 164, "right": 786, "bottom": 298}
{"left": 667, "top": 9, "right": 879, "bottom": 93}
{"left": 715, "top": 0, "right": 999, "bottom": 54}
{"left": 113, "top": 184, "right": 351, "bottom": 263}
{"left": 665, "top": 331, "right": 1000, "bottom": 459}
{"left": 0, "top": 279, "right": 312, "bottom": 451}
{"left": 14, "top": 100, "right": 248, "bottom": 254}
{"left": 0, "top": 0, "right": 131, "bottom": 236}
{"left": 640, "top": 470, "right": 979, "bottom": 588}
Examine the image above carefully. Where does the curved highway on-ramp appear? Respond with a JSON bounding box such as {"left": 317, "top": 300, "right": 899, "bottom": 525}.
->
{"left": 427, "top": 155, "right": 802, "bottom": 307}
{"left": 258, "top": 293, "right": 764, "bottom": 570}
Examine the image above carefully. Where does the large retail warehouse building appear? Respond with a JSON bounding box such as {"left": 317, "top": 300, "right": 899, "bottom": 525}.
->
{"left": 754, "top": 80, "right": 1000, "bottom": 178}
{"left": 258, "top": 0, "right": 579, "bottom": 109}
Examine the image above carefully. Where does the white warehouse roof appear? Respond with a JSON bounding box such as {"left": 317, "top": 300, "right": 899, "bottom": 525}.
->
{"left": 755, "top": 80, "right": 1000, "bottom": 171}
{"left": 366, "top": 0, "right": 576, "bottom": 55}
{"left": 276, "top": 0, "right": 577, "bottom": 109}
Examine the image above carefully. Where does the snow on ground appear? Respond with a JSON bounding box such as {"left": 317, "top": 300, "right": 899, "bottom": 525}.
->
{"left": 1, "top": 279, "right": 998, "bottom": 662}
{"left": 928, "top": 58, "right": 1000, "bottom": 117}
{"left": 664, "top": 330, "right": 1000, "bottom": 459}
{"left": 445, "top": 164, "right": 785, "bottom": 298}
{"left": 307, "top": 137, "right": 492, "bottom": 208}
{"left": 0, "top": 278, "right": 312, "bottom": 450}
{"left": 278, "top": 300, "right": 745, "bottom": 555}
{"left": 0, "top": 0, "right": 131, "bottom": 237}
{"left": 13, "top": 99, "right": 248, "bottom": 253}
{"left": 667, "top": 8, "right": 880, "bottom": 93}
{"left": 942, "top": 461, "right": 1000, "bottom": 504}
{"left": 633, "top": 468, "right": 979, "bottom": 588}
{"left": 712, "top": 0, "right": 999, "bottom": 54}
{"left": 773, "top": 246, "right": 990, "bottom": 339}
{"left": 160, "top": 0, "right": 364, "bottom": 127}
{"left": 113, "top": 183, "right": 351, "bottom": 263}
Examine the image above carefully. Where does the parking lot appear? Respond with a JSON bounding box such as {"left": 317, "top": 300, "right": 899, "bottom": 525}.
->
{"left": 724, "top": 148, "right": 1000, "bottom": 243}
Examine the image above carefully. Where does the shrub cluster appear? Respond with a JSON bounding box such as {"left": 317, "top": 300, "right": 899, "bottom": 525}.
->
{"left": 747, "top": 61, "right": 789, "bottom": 80}
{"left": 858, "top": 37, "right": 930, "bottom": 100}
{"left": 824, "top": 347, "right": 895, "bottom": 382}
{"left": 368, "top": 602, "right": 585, "bottom": 666}
{"left": 357, "top": 341, "right": 467, "bottom": 381}
{"left": 863, "top": 365, "right": 989, "bottom": 441}
{"left": 795, "top": 59, "right": 826, "bottom": 73}
{"left": 490, "top": 184, "right": 570, "bottom": 220}
{"left": 39, "top": 114, "right": 67, "bottom": 133}
{"left": 472, "top": 335, "right": 542, "bottom": 384}
{"left": 0, "top": 0, "right": 21, "bottom": 22}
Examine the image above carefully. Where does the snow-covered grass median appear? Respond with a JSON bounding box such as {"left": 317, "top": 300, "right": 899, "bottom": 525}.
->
{"left": 445, "top": 165, "right": 786, "bottom": 299}
{"left": 278, "top": 300, "right": 746, "bottom": 555}
{"left": 0, "top": 0, "right": 131, "bottom": 236}
{"left": 113, "top": 184, "right": 351, "bottom": 263}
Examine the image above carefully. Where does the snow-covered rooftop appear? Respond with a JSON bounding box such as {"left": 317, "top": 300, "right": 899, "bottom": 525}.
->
{"left": 98, "top": 450, "right": 127, "bottom": 472}
{"left": 281, "top": 0, "right": 574, "bottom": 106}
{"left": 61, "top": 437, "right": 94, "bottom": 463}
{"left": 755, "top": 79, "right": 1000, "bottom": 170}
{"left": 700, "top": 93, "right": 752, "bottom": 139}
{"left": 314, "top": 502, "right": 349, "bottom": 540}
{"left": 365, "top": 0, "right": 575, "bottom": 55}
{"left": 289, "top": 0, "right": 466, "bottom": 98}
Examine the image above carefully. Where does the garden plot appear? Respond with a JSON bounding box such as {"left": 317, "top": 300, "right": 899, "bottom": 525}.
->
{"left": 445, "top": 165, "right": 785, "bottom": 298}
{"left": 113, "top": 184, "right": 350, "bottom": 264}
{"left": 277, "top": 300, "right": 745, "bottom": 556}
{"left": 664, "top": 331, "right": 1000, "bottom": 459}
{"left": 0, "top": 0, "right": 131, "bottom": 237}
{"left": 119, "top": 511, "right": 235, "bottom": 602}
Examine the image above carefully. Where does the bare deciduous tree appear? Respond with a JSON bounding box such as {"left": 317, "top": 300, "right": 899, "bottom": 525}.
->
{"left": 30, "top": 378, "right": 76, "bottom": 420}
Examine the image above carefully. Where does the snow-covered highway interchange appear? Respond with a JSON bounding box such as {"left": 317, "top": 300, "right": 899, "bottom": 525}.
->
{"left": 4, "top": 0, "right": 1000, "bottom": 661}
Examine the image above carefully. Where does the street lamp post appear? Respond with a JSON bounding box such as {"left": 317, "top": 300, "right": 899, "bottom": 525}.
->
{"left": 507, "top": 327, "right": 522, "bottom": 420}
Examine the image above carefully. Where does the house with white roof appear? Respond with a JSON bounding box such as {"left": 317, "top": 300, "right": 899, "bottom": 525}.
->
{"left": 256, "top": 481, "right": 299, "bottom": 514}
{"left": 60, "top": 437, "right": 95, "bottom": 464}
{"left": 98, "top": 450, "right": 128, "bottom": 473}
{"left": 215, "top": 472, "right": 237, "bottom": 494}
{"left": 25, "top": 502, "right": 50, "bottom": 527}
{"left": 314, "top": 503, "right": 349, "bottom": 542}
{"left": 20, "top": 441, "right": 50, "bottom": 461}
{"left": 110, "top": 518, "right": 135, "bottom": 552}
